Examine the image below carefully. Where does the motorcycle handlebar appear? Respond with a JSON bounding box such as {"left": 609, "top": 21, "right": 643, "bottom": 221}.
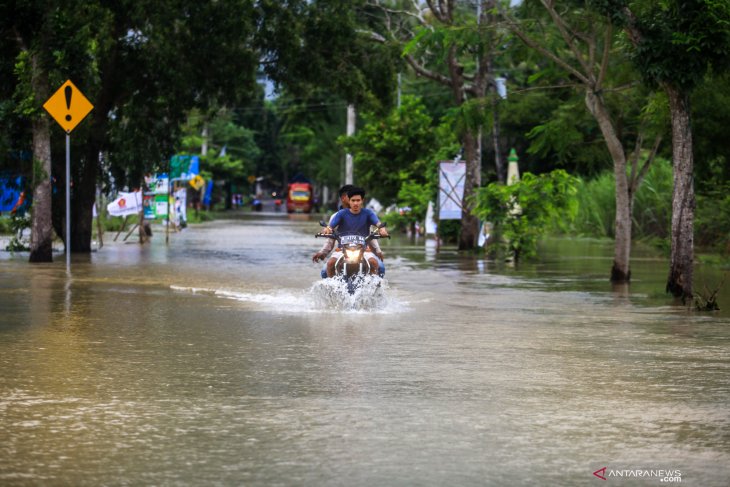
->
{"left": 315, "top": 231, "right": 390, "bottom": 240}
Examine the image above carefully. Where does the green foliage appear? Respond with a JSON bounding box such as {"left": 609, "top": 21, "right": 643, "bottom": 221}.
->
{"left": 258, "top": 0, "right": 399, "bottom": 108}
{"left": 525, "top": 98, "right": 612, "bottom": 175}
{"left": 473, "top": 170, "right": 579, "bottom": 260}
{"left": 695, "top": 185, "right": 730, "bottom": 251}
{"left": 340, "top": 95, "right": 454, "bottom": 204}
{"left": 179, "top": 109, "right": 259, "bottom": 183}
{"left": 271, "top": 92, "right": 345, "bottom": 188}
{"left": 692, "top": 71, "right": 730, "bottom": 189}
{"left": 631, "top": 159, "right": 673, "bottom": 238}
{"left": 397, "top": 181, "right": 432, "bottom": 222}
{"left": 571, "top": 158, "right": 674, "bottom": 240}
{"left": 625, "top": 0, "right": 730, "bottom": 91}
{"left": 572, "top": 172, "right": 616, "bottom": 238}
{"left": 4, "top": 213, "right": 31, "bottom": 251}
{"left": 382, "top": 180, "right": 435, "bottom": 230}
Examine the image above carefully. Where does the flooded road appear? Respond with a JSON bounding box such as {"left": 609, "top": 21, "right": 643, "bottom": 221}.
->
{"left": 1, "top": 215, "right": 729, "bottom": 486}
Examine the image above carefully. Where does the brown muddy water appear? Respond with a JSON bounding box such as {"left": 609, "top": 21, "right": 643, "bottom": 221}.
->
{"left": 1, "top": 214, "right": 729, "bottom": 486}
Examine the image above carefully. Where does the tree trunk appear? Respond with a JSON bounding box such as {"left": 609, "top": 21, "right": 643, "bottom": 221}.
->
{"left": 458, "top": 129, "right": 481, "bottom": 250}
{"left": 664, "top": 85, "right": 695, "bottom": 300}
{"left": 491, "top": 94, "right": 506, "bottom": 184}
{"left": 68, "top": 137, "right": 99, "bottom": 253}
{"left": 28, "top": 53, "right": 53, "bottom": 263}
{"left": 585, "top": 90, "right": 631, "bottom": 282}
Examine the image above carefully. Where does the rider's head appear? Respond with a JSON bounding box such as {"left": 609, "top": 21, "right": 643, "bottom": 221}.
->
{"left": 347, "top": 187, "right": 366, "bottom": 214}
{"left": 338, "top": 184, "right": 355, "bottom": 208}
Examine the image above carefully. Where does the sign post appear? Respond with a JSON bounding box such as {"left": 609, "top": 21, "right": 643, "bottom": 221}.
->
{"left": 42, "top": 80, "right": 94, "bottom": 269}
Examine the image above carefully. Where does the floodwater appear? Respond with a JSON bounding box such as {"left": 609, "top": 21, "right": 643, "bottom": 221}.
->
{"left": 1, "top": 214, "right": 729, "bottom": 486}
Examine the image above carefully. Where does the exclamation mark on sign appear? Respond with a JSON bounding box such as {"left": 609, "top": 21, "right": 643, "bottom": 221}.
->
{"left": 64, "top": 85, "right": 72, "bottom": 121}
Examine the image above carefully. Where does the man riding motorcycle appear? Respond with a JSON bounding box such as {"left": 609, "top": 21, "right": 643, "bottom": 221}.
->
{"left": 314, "top": 187, "right": 388, "bottom": 278}
{"left": 312, "top": 185, "right": 385, "bottom": 277}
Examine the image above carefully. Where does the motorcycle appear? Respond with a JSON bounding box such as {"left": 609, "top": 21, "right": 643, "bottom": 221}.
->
{"left": 315, "top": 221, "right": 389, "bottom": 294}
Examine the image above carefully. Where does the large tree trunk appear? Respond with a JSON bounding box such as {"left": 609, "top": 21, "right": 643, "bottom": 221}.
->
{"left": 71, "top": 136, "right": 100, "bottom": 253}
{"left": 458, "top": 129, "right": 481, "bottom": 250}
{"left": 664, "top": 85, "right": 695, "bottom": 299}
{"left": 28, "top": 53, "right": 53, "bottom": 263}
{"left": 585, "top": 90, "right": 632, "bottom": 282}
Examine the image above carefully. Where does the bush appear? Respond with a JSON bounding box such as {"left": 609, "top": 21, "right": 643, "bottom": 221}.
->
{"left": 696, "top": 185, "right": 730, "bottom": 252}
{"left": 4, "top": 213, "right": 31, "bottom": 251}
{"left": 473, "top": 169, "right": 579, "bottom": 261}
{"left": 571, "top": 158, "right": 673, "bottom": 241}
{"left": 0, "top": 215, "right": 13, "bottom": 235}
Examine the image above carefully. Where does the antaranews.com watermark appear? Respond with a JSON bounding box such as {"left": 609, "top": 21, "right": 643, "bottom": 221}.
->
{"left": 593, "top": 467, "right": 682, "bottom": 482}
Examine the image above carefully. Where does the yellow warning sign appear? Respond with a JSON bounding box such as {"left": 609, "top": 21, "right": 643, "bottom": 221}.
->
{"left": 43, "top": 80, "right": 93, "bottom": 133}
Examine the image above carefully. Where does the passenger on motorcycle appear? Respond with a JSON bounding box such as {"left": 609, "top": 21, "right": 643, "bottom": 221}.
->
{"left": 312, "top": 185, "right": 385, "bottom": 276}
{"left": 319, "top": 187, "right": 388, "bottom": 278}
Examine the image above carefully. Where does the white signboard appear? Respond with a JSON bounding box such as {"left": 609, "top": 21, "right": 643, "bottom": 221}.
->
{"left": 439, "top": 161, "right": 466, "bottom": 220}
{"left": 107, "top": 191, "right": 142, "bottom": 217}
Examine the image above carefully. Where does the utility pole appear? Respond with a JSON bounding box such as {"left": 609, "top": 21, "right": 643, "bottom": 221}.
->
{"left": 345, "top": 104, "right": 355, "bottom": 184}
{"left": 201, "top": 123, "right": 208, "bottom": 157}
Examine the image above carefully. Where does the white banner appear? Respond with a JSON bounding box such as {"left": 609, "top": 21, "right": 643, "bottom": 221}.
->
{"left": 107, "top": 191, "right": 142, "bottom": 217}
{"left": 425, "top": 200, "right": 437, "bottom": 234}
{"left": 439, "top": 161, "right": 466, "bottom": 220}
{"left": 173, "top": 188, "right": 187, "bottom": 223}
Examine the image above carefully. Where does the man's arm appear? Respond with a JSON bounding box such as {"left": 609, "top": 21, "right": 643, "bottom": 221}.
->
{"left": 324, "top": 210, "right": 343, "bottom": 234}
{"left": 312, "top": 238, "right": 334, "bottom": 262}
{"left": 313, "top": 212, "right": 338, "bottom": 261}
{"left": 368, "top": 209, "right": 389, "bottom": 237}
{"left": 369, "top": 237, "right": 384, "bottom": 261}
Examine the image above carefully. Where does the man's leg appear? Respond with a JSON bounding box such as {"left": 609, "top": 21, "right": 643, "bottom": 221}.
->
{"left": 326, "top": 256, "right": 337, "bottom": 278}
{"left": 364, "top": 252, "right": 380, "bottom": 275}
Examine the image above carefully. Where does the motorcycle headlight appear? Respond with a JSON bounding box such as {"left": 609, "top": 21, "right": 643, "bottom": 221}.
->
{"left": 344, "top": 248, "right": 361, "bottom": 263}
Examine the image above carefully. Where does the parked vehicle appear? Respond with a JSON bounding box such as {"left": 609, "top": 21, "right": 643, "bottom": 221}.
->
{"left": 286, "top": 182, "right": 313, "bottom": 213}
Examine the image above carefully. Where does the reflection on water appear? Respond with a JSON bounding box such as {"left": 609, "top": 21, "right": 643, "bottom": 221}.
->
{"left": 1, "top": 216, "right": 729, "bottom": 485}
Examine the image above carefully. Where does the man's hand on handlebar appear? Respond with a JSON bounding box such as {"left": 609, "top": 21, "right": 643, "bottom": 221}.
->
{"left": 377, "top": 227, "right": 389, "bottom": 238}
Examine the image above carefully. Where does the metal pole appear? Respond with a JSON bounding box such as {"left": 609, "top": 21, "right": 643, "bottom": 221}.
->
{"left": 65, "top": 133, "right": 71, "bottom": 269}
{"left": 345, "top": 104, "right": 355, "bottom": 184}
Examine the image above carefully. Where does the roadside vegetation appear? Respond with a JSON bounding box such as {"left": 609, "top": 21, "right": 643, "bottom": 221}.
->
{"left": 1, "top": 1, "right": 729, "bottom": 298}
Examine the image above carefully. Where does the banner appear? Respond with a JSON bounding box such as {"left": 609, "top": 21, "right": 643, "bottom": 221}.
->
{"left": 155, "top": 194, "right": 169, "bottom": 217}
{"left": 173, "top": 188, "right": 187, "bottom": 224}
{"left": 425, "top": 201, "right": 437, "bottom": 235}
{"left": 0, "top": 176, "right": 24, "bottom": 212}
{"left": 107, "top": 191, "right": 142, "bottom": 217}
{"left": 170, "top": 155, "right": 200, "bottom": 180}
{"left": 439, "top": 161, "right": 466, "bottom": 220}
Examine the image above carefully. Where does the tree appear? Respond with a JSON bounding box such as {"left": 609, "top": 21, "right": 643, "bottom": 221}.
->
{"left": 611, "top": 0, "right": 730, "bottom": 299}
{"left": 339, "top": 95, "right": 453, "bottom": 204}
{"left": 4, "top": 0, "right": 260, "bottom": 254}
{"left": 179, "top": 108, "right": 259, "bottom": 209}
{"left": 2, "top": 1, "right": 95, "bottom": 261}
{"left": 366, "top": 0, "right": 506, "bottom": 250}
{"left": 473, "top": 169, "right": 579, "bottom": 261}
{"left": 502, "top": 0, "right": 662, "bottom": 282}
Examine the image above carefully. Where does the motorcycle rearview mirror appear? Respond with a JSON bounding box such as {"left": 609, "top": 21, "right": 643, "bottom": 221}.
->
{"left": 319, "top": 220, "right": 328, "bottom": 227}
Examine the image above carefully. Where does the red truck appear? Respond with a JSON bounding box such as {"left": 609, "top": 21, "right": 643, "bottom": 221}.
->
{"left": 286, "top": 182, "right": 313, "bottom": 213}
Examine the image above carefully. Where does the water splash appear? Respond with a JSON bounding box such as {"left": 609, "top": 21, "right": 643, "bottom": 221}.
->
{"left": 309, "top": 275, "right": 393, "bottom": 312}
{"left": 171, "top": 277, "right": 408, "bottom": 314}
